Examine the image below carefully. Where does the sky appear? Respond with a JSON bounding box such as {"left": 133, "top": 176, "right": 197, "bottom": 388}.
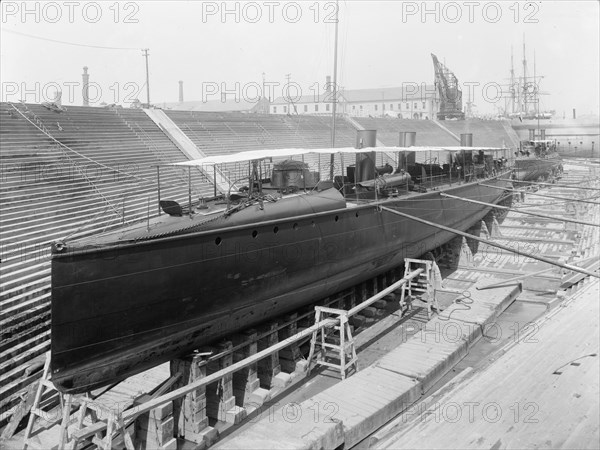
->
{"left": 1, "top": 1, "right": 599, "bottom": 117}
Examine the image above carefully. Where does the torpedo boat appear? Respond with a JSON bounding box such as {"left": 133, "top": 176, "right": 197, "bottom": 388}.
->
{"left": 514, "top": 139, "right": 563, "bottom": 181}
{"left": 50, "top": 143, "right": 513, "bottom": 393}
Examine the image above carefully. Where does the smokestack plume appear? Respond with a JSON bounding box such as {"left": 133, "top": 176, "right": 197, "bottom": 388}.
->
{"left": 82, "top": 66, "right": 89, "bottom": 106}
{"left": 179, "top": 80, "right": 184, "bottom": 103}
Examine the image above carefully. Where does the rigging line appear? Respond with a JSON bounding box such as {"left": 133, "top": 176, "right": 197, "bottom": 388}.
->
{"left": 380, "top": 206, "right": 600, "bottom": 279}
{"left": 440, "top": 192, "right": 600, "bottom": 227}
{"left": 2, "top": 28, "right": 141, "bottom": 50}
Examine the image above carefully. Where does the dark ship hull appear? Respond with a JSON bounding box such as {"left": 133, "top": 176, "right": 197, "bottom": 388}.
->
{"left": 51, "top": 173, "right": 512, "bottom": 393}
{"left": 514, "top": 156, "right": 562, "bottom": 181}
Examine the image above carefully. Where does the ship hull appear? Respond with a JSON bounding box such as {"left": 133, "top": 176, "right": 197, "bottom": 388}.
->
{"left": 515, "top": 156, "right": 562, "bottom": 181}
{"left": 51, "top": 174, "right": 511, "bottom": 393}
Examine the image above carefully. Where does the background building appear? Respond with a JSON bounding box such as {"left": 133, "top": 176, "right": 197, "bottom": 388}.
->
{"left": 271, "top": 82, "right": 439, "bottom": 119}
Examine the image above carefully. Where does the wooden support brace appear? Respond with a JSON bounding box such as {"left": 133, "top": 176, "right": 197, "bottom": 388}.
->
{"left": 232, "top": 329, "right": 269, "bottom": 408}
{"left": 278, "top": 313, "right": 304, "bottom": 374}
{"left": 169, "top": 354, "right": 215, "bottom": 446}
{"left": 206, "top": 342, "right": 246, "bottom": 424}
{"left": 257, "top": 323, "right": 281, "bottom": 389}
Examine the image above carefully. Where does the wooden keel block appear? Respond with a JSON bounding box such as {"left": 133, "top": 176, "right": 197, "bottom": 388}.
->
{"left": 278, "top": 313, "right": 303, "bottom": 374}
{"left": 170, "top": 354, "right": 210, "bottom": 441}
{"left": 257, "top": 322, "right": 281, "bottom": 389}
{"left": 231, "top": 330, "right": 261, "bottom": 407}
{"left": 206, "top": 342, "right": 238, "bottom": 423}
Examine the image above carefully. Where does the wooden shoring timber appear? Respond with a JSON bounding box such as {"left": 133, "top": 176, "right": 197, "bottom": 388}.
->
{"left": 499, "top": 179, "right": 600, "bottom": 191}
{"left": 440, "top": 192, "right": 600, "bottom": 228}
{"left": 476, "top": 267, "right": 557, "bottom": 290}
{"left": 379, "top": 206, "right": 600, "bottom": 280}
{"left": 72, "top": 268, "right": 424, "bottom": 441}
{"left": 479, "top": 183, "right": 600, "bottom": 205}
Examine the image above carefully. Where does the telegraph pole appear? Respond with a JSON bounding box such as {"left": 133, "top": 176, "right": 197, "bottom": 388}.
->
{"left": 142, "top": 48, "right": 150, "bottom": 107}
{"left": 329, "top": 0, "right": 339, "bottom": 179}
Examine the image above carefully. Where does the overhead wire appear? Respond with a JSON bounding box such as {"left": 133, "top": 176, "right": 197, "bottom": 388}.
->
{"left": 2, "top": 28, "right": 141, "bottom": 50}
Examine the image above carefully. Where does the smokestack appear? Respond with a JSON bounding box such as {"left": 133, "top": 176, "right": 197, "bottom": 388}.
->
{"left": 82, "top": 66, "right": 89, "bottom": 106}
{"left": 399, "top": 132, "right": 417, "bottom": 167}
{"left": 540, "top": 129, "right": 546, "bottom": 140}
{"left": 528, "top": 129, "right": 536, "bottom": 140}
{"left": 326, "top": 75, "right": 332, "bottom": 94}
{"left": 460, "top": 133, "right": 473, "bottom": 147}
{"left": 178, "top": 80, "right": 184, "bottom": 103}
{"left": 355, "top": 130, "right": 377, "bottom": 182}
{"left": 572, "top": 108, "right": 576, "bottom": 119}
{"left": 399, "top": 131, "right": 416, "bottom": 147}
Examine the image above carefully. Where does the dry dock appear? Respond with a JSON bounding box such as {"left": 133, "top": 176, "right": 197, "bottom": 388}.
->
{"left": 3, "top": 160, "right": 598, "bottom": 450}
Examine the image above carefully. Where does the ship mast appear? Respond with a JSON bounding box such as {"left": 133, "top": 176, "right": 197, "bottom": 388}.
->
{"left": 522, "top": 34, "right": 528, "bottom": 116}
{"left": 510, "top": 46, "right": 516, "bottom": 114}
{"left": 329, "top": 0, "right": 339, "bottom": 180}
{"left": 534, "top": 49, "right": 540, "bottom": 134}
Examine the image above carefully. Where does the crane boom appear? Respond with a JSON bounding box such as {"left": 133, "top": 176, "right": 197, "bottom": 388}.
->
{"left": 431, "top": 53, "right": 465, "bottom": 120}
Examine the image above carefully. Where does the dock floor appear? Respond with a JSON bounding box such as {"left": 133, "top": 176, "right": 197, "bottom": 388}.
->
{"left": 373, "top": 278, "right": 599, "bottom": 449}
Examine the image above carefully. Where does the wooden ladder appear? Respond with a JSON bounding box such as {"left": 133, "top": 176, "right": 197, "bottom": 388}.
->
{"left": 400, "top": 258, "right": 441, "bottom": 318}
{"left": 307, "top": 306, "right": 358, "bottom": 380}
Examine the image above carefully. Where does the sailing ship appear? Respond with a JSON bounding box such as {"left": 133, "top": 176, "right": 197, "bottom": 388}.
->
{"left": 50, "top": 143, "right": 513, "bottom": 393}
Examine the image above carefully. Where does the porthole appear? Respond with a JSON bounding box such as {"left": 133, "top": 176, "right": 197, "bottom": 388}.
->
{"left": 293, "top": 223, "right": 298, "bottom": 230}
{"left": 355, "top": 211, "right": 359, "bottom": 218}
{"left": 273, "top": 226, "right": 279, "bottom": 234}
{"left": 215, "top": 237, "right": 222, "bottom": 246}
{"left": 252, "top": 230, "right": 258, "bottom": 238}
{"left": 334, "top": 215, "right": 339, "bottom": 222}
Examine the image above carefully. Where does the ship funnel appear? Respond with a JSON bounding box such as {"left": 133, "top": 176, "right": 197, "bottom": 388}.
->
{"left": 355, "top": 130, "right": 377, "bottom": 182}
{"left": 356, "top": 130, "right": 377, "bottom": 149}
{"left": 460, "top": 133, "right": 473, "bottom": 147}
{"left": 82, "top": 66, "right": 89, "bottom": 106}
{"left": 399, "top": 131, "right": 416, "bottom": 147}
{"left": 528, "top": 129, "right": 535, "bottom": 140}
{"left": 540, "top": 129, "right": 546, "bottom": 140}
{"left": 398, "top": 131, "right": 417, "bottom": 169}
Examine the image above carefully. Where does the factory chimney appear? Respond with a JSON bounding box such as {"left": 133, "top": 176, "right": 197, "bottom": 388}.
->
{"left": 179, "top": 80, "right": 184, "bottom": 103}
{"left": 572, "top": 108, "right": 576, "bottom": 119}
{"left": 82, "top": 66, "right": 89, "bottom": 106}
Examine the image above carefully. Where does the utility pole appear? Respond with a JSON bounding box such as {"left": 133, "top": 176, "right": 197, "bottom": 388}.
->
{"left": 329, "top": 0, "right": 339, "bottom": 179}
{"left": 142, "top": 48, "right": 150, "bottom": 107}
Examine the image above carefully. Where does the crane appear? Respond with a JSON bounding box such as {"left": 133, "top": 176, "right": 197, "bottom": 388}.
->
{"left": 431, "top": 53, "right": 465, "bottom": 120}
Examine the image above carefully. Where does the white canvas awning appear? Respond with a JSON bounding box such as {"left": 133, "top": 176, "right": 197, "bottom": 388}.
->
{"left": 171, "top": 146, "right": 507, "bottom": 167}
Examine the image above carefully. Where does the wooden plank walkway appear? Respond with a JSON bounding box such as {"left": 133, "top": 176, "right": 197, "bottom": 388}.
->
{"left": 374, "top": 279, "right": 599, "bottom": 449}
{"left": 215, "top": 281, "right": 521, "bottom": 449}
